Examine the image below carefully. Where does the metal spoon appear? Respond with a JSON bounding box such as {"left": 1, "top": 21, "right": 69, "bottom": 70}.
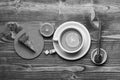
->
{"left": 94, "top": 17, "right": 103, "bottom": 64}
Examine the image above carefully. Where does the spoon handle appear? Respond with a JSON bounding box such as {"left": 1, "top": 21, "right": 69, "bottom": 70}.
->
{"left": 93, "top": 13, "right": 103, "bottom": 64}
{"left": 97, "top": 18, "right": 102, "bottom": 55}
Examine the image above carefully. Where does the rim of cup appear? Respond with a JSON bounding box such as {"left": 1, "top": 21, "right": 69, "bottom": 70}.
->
{"left": 58, "top": 22, "right": 85, "bottom": 53}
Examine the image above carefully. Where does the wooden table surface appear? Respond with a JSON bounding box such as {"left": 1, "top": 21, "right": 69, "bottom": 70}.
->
{"left": 1, "top": 0, "right": 120, "bottom": 80}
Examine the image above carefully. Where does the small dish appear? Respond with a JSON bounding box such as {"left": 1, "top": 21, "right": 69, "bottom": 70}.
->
{"left": 91, "top": 48, "right": 107, "bottom": 65}
{"left": 14, "top": 27, "right": 44, "bottom": 59}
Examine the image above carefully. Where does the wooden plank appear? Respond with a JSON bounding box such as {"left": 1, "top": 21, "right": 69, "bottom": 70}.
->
{"left": 2, "top": 64, "right": 120, "bottom": 72}
{"left": 0, "top": 1, "right": 119, "bottom": 21}
{"left": 1, "top": 64, "right": 120, "bottom": 80}
{"left": 1, "top": 30, "right": 120, "bottom": 66}
{"left": 1, "top": 69, "right": 120, "bottom": 80}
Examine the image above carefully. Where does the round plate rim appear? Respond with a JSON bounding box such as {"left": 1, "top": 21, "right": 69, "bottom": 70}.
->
{"left": 53, "top": 21, "right": 91, "bottom": 60}
{"left": 14, "top": 30, "right": 44, "bottom": 59}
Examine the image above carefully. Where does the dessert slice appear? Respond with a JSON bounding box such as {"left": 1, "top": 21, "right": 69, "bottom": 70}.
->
{"left": 18, "top": 33, "right": 36, "bottom": 53}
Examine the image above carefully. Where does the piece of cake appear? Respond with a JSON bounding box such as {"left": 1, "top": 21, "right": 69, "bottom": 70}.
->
{"left": 18, "top": 33, "right": 36, "bottom": 53}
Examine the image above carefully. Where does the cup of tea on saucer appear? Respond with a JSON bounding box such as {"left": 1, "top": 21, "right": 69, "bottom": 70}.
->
{"left": 57, "top": 22, "right": 85, "bottom": 54}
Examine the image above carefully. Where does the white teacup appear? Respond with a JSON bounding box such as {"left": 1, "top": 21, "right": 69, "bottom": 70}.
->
{"left": 56, "top": 22, "right": 85, "bottom": 53}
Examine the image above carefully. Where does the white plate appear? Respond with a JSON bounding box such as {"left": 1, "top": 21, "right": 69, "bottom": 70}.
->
{"left": 53, "top": 21, "right": 91, "bottom": 60}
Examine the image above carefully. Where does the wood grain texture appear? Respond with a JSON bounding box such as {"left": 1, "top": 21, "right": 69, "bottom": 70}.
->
{"left": 1, "top": 0, "right": 120, "bottom": 80}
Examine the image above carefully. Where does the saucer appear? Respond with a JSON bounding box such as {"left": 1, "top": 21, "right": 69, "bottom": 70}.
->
{"left": 53, "top": 21, "right": 91, "bottom": 60}
{"left": 14, "top": 27, "right": 44, "bottom": 59}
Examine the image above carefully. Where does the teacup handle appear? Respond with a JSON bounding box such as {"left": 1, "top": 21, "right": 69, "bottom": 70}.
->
{"left": 53, "top": 36, "right": 59, "bottom": 42}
